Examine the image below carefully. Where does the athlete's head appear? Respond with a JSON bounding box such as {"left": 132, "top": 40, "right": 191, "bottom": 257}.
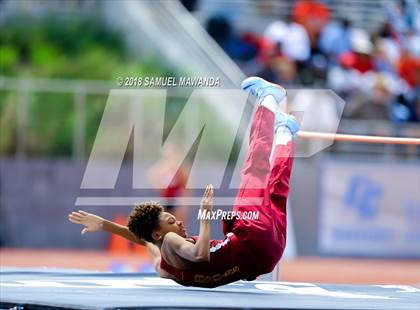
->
{"left": 127, "top": 201, "right": 187, "bottom": 243}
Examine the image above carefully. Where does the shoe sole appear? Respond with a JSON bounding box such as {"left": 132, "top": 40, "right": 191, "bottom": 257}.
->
{"left": 241, "top": 77, "right": 287, "bottom": 97}
{"left": 275, "top": 112, "right": 299, "bottom": 134}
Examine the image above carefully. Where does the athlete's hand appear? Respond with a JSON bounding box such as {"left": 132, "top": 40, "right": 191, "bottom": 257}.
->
{"left": 200, "top": 184, "right": 214, "bottom": 215}
{"left": 68, "top": 210, "right": 104, "bottom": 235}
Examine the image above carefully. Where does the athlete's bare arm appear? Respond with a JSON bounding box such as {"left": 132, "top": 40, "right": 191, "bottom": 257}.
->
{"left": 68, "top": 210, "right": 170, "bottom": 277}
{"left": 164, "top": 184, "right": 213, "bottom": 263}
{"left": 68, "top": 210, "right": 146, "bottom": 245}
{"left": 145, "top": 242, "right": 163, "bottom": 272}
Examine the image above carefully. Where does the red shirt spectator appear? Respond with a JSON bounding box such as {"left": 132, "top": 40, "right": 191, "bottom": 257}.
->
{"left": 293, "top": 0, "right": 330, "bottom": 45}
{"left": 339, "top": 52, "right": 374, "bottom": 74}
{"left": 397, "top": 51, "right": 420, "bottom": 88}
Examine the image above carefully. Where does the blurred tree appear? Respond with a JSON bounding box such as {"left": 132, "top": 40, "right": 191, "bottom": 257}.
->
{"left": 0, "top": 14, "right": 175, "bottom": 157}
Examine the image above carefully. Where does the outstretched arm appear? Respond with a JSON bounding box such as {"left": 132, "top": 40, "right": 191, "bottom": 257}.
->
{"left": 69, "top": 211, "right": 167, "bottom": 276}
{"left": 165, "top": 184, "right": 213, "bottom": 263}
{"left": 68, "top": 210, "right": 146, "bottom": 246}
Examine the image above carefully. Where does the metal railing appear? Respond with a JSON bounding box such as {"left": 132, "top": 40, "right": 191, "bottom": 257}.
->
{"left": 0, "top": 77, "right": 113, "bottom": 160}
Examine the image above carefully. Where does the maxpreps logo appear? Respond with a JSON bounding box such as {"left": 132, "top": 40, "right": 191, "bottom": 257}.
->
{"left": 75, "top": 88, "right": 344, "bottom": 206}
{"left": 197, "top": 209, "right": 259, "bottom": 220}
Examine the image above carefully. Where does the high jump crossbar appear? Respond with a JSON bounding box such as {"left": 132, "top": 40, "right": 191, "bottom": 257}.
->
{"left": 297, "top": 131, "right": 420, "bottom": 145}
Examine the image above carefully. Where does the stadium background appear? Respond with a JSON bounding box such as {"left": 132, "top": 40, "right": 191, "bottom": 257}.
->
{"left": 0, "top": 0, "right": 419, "bottom": 285}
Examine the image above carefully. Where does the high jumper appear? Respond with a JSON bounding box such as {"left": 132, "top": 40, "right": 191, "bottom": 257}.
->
{"left": 69, "top": 77, "right": 306, "bottom": 287}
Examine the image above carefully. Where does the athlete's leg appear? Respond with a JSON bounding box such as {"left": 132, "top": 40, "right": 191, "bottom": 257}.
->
{"left": 269, "top": 112, "right": 300, "bottom": 201}
{"left": 269, "top": 144, "right": 295, "bottom": 204}
{"left": 235, "top": 77, "right": 287, "bottom": 199}
{"left": 244, "top": 114, "right": 299, "bottom": 275}
{"left": 266, "top": 113, "right": 300, "bottom": 246}
{"left": 230, "top": 108, "right": 299, "bottom": 278}
{"left": 223, "top": 77, "right": 286, "bottom": 234}
{"left": 236, "top": 105, "right": 274, "bottom": 197}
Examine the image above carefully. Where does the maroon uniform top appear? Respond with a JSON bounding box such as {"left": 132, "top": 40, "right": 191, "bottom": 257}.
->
{"left": 160, "top": 233, "right": 259, "bottom": 288}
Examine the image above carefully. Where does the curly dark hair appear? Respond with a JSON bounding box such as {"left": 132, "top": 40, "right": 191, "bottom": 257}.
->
{"left": 127, "top": 201, "right": 164, "bottom": 243}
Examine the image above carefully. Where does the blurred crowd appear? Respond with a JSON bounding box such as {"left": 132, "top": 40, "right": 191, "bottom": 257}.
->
{"left": 205, "top": 0, "right": 420, "bottom": 123}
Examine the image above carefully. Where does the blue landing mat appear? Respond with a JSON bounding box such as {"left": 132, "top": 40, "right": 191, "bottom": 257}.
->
{"left": 1, "top": 268, "right": 419, "bottom": 310}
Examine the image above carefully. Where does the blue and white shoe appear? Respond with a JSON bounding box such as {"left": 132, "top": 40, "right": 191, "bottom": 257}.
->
{"left": 274, "top": 111, "right": 300, "bottom": 137}
{"left": 241, "top": 76, "right": 286, "bottom": 103}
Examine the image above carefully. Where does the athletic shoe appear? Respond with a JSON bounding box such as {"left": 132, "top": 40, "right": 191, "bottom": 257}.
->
{"left": 241, "top": 76, "right": 286, "bottom": 103}
{"left": 274, "top": 111, "right": 300, "bottom": 136}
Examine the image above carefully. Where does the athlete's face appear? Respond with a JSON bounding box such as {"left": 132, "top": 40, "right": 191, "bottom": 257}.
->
{"left": 156, "top": 211, "right": 187, "bottom": 238}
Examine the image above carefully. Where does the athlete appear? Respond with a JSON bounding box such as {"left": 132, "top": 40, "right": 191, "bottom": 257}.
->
{"left": 69, "top": 77, "right": 300, "bottom": 288}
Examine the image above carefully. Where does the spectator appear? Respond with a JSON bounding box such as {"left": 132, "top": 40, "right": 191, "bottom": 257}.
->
{"left": 206, "top": 15, "right": 258, "bottom": 62}
{"left": 397, "top": 49, "right": 420, "bottom": 89}
{"left": 391, "top": 92, "right": 419, "bottom": 122}
{"left": 319, "top": 19, "right": 354, "bottom": 60}
{"left": 337, "top": 29, "right": 374, "bottom": 74}
{"left": 386, "top": 0, "right": 420, "bottom": 35}
{"left": 345, "top": 74, "right": 393, "bottom": 120}
{"left": 372, "top": 37, "right": 397, "bottom": 76}
{"left": 264, "top": 16, "right": 310, "bottom": 62}
{"left": 404, "top": 30, "right": 420, "bottom": 57}
{"left": 292, "top": 0, "right": 330, "bottom": 47}
{"left": 327, "top": 53, "right": 360, "bottom": 96}
{"left": 256, "top": 42, "right": 298, "bottom": 86}
{"left": 376, "top": 22, "right": 401, "bottom": 65}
